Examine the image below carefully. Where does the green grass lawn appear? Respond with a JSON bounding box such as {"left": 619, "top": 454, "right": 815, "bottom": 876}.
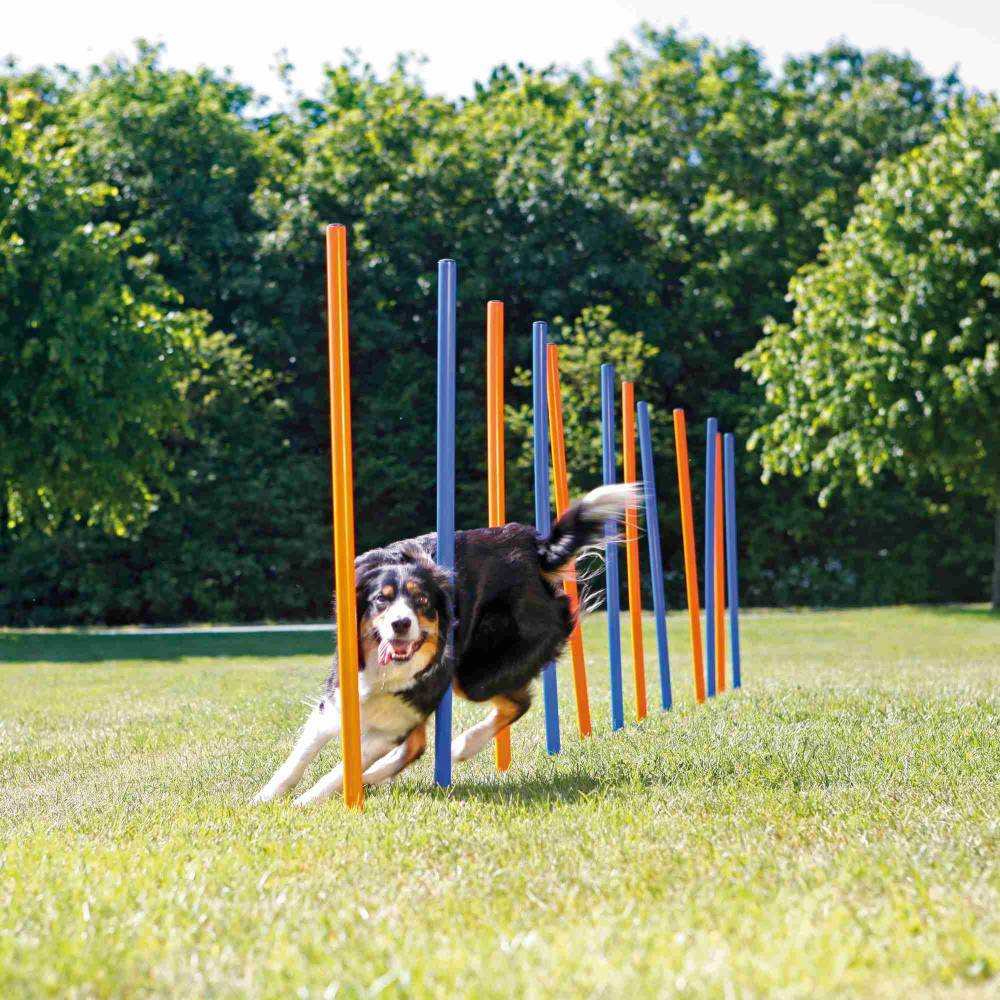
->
{"left": 2, "top": 607, "right": 998, "bottom": 998}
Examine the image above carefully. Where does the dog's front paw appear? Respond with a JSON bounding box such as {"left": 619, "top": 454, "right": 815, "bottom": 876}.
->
{"left": 292, "top": 787, "right": 324, "bottom": 807}
{"left": 252, "top": 781, "right": 289, "bottom": 804}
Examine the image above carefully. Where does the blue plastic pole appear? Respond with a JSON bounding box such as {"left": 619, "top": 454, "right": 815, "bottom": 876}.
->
{"left": 533, "top": 321, "right": 561, "bottom": 754}
{"left": 637, "top": 402, "right": 672, "bottom": 711}
{"left": 433, "top": 260, "right": 456, "bottom": 787}
{"left": 704, "top": 418, "right": 718, "bottom": 698}
{"left": 601, "top": 364, "right": 625, "bottom": 731}
{"left": 723, "top": 433, "right": 742, "bottom": 689}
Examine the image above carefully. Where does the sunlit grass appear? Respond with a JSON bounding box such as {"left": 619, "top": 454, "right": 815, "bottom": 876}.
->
{"left": 1, "top": 606, "right": 998, "bottom": 998}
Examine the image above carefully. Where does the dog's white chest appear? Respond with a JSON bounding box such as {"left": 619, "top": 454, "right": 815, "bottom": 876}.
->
{"left": 359, "top": 688, "right": 421, "bottom": 738}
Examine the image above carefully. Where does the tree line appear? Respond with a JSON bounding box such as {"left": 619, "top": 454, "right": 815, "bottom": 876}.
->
{"left": 1, "top": 29, "right": 996, "bottom": 624}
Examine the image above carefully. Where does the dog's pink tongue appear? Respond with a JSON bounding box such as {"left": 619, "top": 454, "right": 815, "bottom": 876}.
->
{"left": 378, "top": 638, "right": 394, "bottom": 666}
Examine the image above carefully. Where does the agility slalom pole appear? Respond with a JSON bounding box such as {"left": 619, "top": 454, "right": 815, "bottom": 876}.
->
{"left": 621, "top": 382, "right": 648, "bottom": 721}
{"left": 325, "top": 224, "right": 363, "bottom": 810}
{"left": 433, "top": 260, "right": 457, "bottom": 788}
{"left": 672, "top": 409, "right": 706, "bottom": 704}
{"left": 487, "top": 301, "right": 512, "bottom": 771}
{"left": 546, "top": 343, "right": 592, "bottom": 738}
{"left": 724, "top": 433, "right": 742, "bottom": 688}
{"left": 601, "top": 364, "right": 625, "bottom": 730}
{"left": 715, "top": 433, "right": 726, "bottom": 694}
{"left": 533, "top": 322, "right": 561, "bottom": 754}
{"left": 704, "top": 418, "right": 718, "bottom": 698}
{"left": 637, "top": 402, "right": 672, "bottom": 711}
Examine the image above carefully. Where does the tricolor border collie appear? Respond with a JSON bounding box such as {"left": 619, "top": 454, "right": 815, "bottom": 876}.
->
{"left": 255, "top": 483, "right": 636, "bottom": 805}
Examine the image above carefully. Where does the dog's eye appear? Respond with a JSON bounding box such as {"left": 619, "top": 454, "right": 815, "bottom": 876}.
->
{"left": 414, "top": 594, "right": 429, "bottom": 607}
{"left": 372, "top": 594, "right": 389, "bottom": 610}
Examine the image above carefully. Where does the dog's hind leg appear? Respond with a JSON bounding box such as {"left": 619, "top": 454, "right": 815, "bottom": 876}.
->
{"left": 361, "top": 723, "right": 427, "bottom": 786}
{"left": 292, "top": 733, "right": 396, "bottom": 806}
{"left": 253, "top": 693, "right": 342, "bottom": 803}
{"left": 451, "top": 688, "right": 531, "bottom": 763}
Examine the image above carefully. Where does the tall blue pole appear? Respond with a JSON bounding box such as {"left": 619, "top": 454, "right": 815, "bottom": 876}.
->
{"left": 704, "top": 418, "right": 718, "bottom": 698}
{"left": 601, "top": 364, "right": 625, "bottom": 731}
{"left": 433, "top": 260, "right": 456, "bottom": 787}
{"left": 533, "top": 322, "right": 561, "bottom": 754}
{"left": 637, "top": 402, "right": 672, "bottom": 711}
{"left": 724, "top": 433, "right": 742, "bottom": 689}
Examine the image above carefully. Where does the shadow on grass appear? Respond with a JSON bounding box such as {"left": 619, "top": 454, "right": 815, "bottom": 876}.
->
{"left": 438, "top": 771, "right": 605, "bottom": 806}
{"left": 0, "top": 630, "right": 333, "bottom": 664}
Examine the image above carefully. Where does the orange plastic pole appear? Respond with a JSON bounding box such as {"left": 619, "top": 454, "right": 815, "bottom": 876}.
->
{"left": 621, "top": 382, "right": 648, "bottom": 721}
{"left": 673, "top": 409, "right": 706, "bottom": 704}
{"left": 326, "top": 224, "right": 364, "bottom": 809}
{"left": 715, "top": 433, "right": 726, "bottom": 693}
{"left": 546, "top": 344, "right": 592, "bottom": 737}
{"left": 487, "top": 301, "right": 513, "bottom": 771}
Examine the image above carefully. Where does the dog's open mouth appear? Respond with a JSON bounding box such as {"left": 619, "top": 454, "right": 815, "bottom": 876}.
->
{"left": 377, "top": 634, "right": 427, "bottom": 666}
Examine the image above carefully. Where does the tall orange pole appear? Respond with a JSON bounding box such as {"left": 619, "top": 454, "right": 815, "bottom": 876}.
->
{"left": 546, "top": 344, "right": 592, "bottom": 737}
{"left": 487, "top": 301, "right": 512, "bottom": 771}
{"left": 326, "top": 224, "right": 364, "bottom": 809}
{"left": 673, "top": 409, "right": 706, "bottom": 704}
{"left": 621, "top": 382, "right": 648, "bottom": 721}
{"left": 715, "top": 433, "right": 726, "bottom": 694}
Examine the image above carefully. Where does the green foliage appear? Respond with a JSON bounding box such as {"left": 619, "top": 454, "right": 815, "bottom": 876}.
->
{"left": 69, "top": 43, "right": 265, "bottom": 333}
{"left": 1, "top": 37, "right": 995, "bottom": 622}
{"left": 507, "top": 306, "right": 661, "bottom": 495}
{"left": 0, "top": 77, "right": 209, "bottom": 531}
{"left": 0, "top": 333, "right": 326, "bottom": 625}
{"left": 742, "top": 100, "right": 1000, "bottom": 504}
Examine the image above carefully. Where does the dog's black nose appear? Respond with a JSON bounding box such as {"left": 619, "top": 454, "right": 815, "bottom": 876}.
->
{"left": 391, "top": 617, "right": 412, "bottom": 635}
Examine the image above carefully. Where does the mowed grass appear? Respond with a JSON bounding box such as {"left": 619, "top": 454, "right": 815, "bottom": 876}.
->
{"left": 1, "top": 607, "right": 998, "bottom": 999}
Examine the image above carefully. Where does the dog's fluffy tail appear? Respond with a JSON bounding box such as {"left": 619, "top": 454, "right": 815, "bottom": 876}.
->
{"left": 538, "top": 483, "right": 641, "bottom": 575}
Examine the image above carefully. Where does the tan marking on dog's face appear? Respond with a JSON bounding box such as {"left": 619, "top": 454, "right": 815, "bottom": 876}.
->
{"left": 381, "top": 584, "right": 395, "bottom": 598}
{"left": 403, "top": 580, "right": 437, "bottom": 626}
{"left": 402, "top": 623, "right": 438, "bottom": 675}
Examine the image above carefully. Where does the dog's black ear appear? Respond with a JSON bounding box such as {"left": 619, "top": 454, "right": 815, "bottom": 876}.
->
{"left": 426, "top": 561, "right": 456, "bottom": 635}
{"left": 387, "top": 540, "right": 455, "bottom": 629}
{"left": 331, "top": 549, "right": 385, "bottom": 629}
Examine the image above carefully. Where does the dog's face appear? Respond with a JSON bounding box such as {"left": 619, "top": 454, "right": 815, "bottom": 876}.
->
{"left": 355, "top": 546, "right": 451, "bottom": 679}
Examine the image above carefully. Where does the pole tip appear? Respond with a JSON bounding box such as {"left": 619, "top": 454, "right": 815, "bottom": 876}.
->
{"left": 326, "top": 223, "right": 345, "bottom": 233}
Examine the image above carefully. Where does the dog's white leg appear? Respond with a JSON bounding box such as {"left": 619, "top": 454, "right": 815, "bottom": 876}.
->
{"left": 253, "top": 694, "right": 341, "bottom": 803}
{"left": 361, "top": 723, "right": 427, "bottom": 786}
{"left": 292, "top": 734, "right": 395, "bottom": 806}
{"left": 451, "top": 709, "right": 507, "bottom": 762}
{"left": 451, "top": 690, "right": 530, "bottom": 763}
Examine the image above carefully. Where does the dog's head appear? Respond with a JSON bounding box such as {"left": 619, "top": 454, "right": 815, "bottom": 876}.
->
{"left": 353, "top": 541, "right": 452, "bottom": 677}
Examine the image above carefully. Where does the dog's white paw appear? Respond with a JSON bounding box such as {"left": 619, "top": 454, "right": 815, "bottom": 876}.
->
{"left": 451, "top": 735, "right": 473, "bottom": 762}
{"left": 292, "top": 787, "right": 326, "bottom": 807}
{"left": 253, "top": 782, "right": 288, "bottom": 804}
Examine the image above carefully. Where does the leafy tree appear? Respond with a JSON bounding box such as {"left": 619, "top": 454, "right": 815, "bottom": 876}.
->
{"left": 69, "top": 43, "right": 265, "bottom": 335}
{"left": 0, "top": 77, "right": 209, "bottom": 532}
{"left": 741, "top": 100, "right": 1000, "bottom": 606}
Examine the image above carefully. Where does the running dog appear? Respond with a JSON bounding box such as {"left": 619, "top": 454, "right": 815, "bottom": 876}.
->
{"left": 254, "top": 483, "right": 636, "bottom": 805}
